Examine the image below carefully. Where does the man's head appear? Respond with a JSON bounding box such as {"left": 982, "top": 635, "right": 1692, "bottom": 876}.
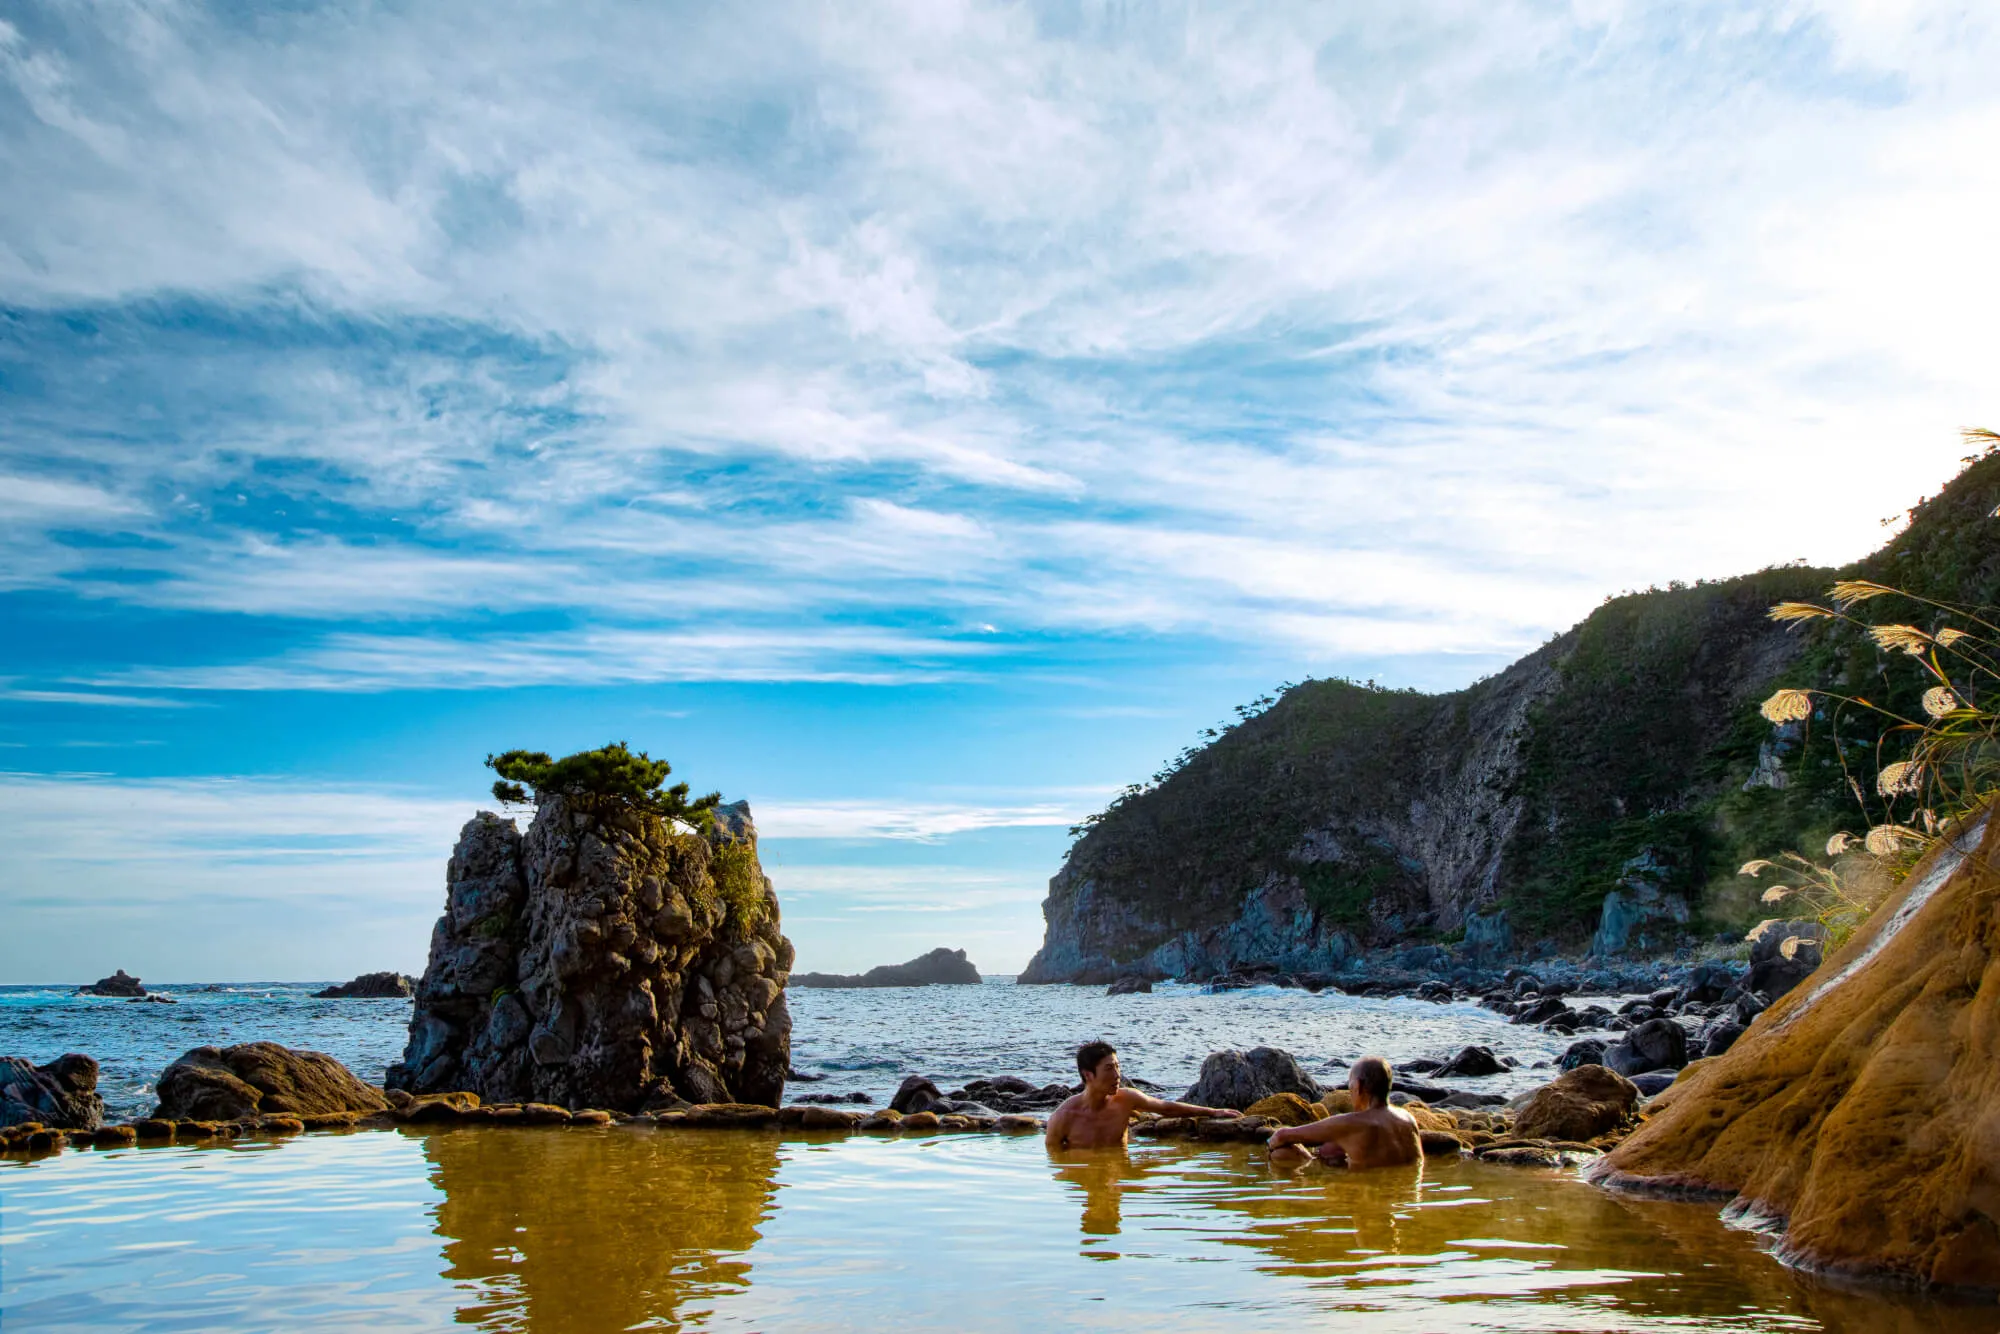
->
{"left": 1076, "top": 1039, "right": 1119, "bottom": 1091}
{"left": 1349, "top": 1056, "right": 1393, "bottom": 1108}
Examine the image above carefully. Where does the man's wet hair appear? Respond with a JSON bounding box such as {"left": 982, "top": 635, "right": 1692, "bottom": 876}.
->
{"left": 1076, "top": 1040, "right": 1117, "bottom": 1080}
{"left": 1352, "top": 1055, "right": 1393, "bottom": 1105}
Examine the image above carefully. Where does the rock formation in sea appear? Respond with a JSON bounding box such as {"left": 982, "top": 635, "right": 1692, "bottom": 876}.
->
{"left": 0, "top": 1053, "right": 104, "bottom": 1130}
{"left": 1021, "top": 453, "right": 2000, "bottom": 983}
{"left": 315, "top": 971, "right": 415, "bottom": 999}
{"left": 388, "top": 797, "right": 793, "bottom": 1110}
{"left": 152, "top": 1042, "right": 389, "bottom": 1120}
{"left": 791, "top": 947, "right": 981, "bottom": 988}
{"left": 1592, "top": 807, "right": 2000, "bottom": 1290}
{"left": 77, "top": 969, "right": 145, "bottom": 997}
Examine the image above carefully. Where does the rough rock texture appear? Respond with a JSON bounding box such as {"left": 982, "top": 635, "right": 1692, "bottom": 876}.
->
{"left": 153, "top": 1043, "right": 388, "bottom": 1120}
{"left": 315, "top": 972, "right": 415, "bottom": 999}
{"left": 388, "top": 797, "right": 793, "bottom": 1111}
{"left": 1243, "top": 1092, "right": 1317, "bottom": 1125}
{"left": 1593, "top": 809, "right": 2000, "bottom": 1291}
{"left": 1604, "top": 1018, "right": 1690, "bottom": 1077}
{"left": 1436, "top": 1045, "right": 1507, "bottom": 1078}
{"left": 1183, "top": 1047, "right": 1321, "bottom": 1110}
{"left": 1512, "top": 1065, "right": 1640, "bottom": 1143}
{"left": 791, "top": 947, "right": 979, "bottom": 989}
{"left": 0, "top": 1054, "right": 104, "bottom": 1130}
{"left": 77, "top": 969, "right": 145, "bottom": 997}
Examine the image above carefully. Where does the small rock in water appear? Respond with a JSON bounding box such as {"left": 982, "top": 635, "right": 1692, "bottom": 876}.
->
{"left": 890, "top": 1075, "right": 943, "bottom": 1115}
{"left": 1435, "top": 1045, "right": 1506, "bottom": 1079}
{"left": 1603, "top": 1018, "right": 1689, "bottom": 1077}
{"left": 1106, "top": 976, "right": 1152, "bottom": 995}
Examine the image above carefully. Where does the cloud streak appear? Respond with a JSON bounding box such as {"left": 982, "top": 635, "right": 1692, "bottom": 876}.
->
{"left": 1, "top": 0, "right": 1997, "bottom": 700}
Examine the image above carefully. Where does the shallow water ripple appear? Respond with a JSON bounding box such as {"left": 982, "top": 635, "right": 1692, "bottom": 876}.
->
{"left": 5, "top": 1129, "right": 1986, "bottom": 1333}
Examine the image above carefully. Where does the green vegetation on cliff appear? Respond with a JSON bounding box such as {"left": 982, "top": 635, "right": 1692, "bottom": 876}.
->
{"left": 1052, "top": 445, "right": 2000, "bottom": 957}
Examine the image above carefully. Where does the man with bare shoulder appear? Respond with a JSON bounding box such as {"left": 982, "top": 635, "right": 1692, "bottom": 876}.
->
{"left": 1265, "top": 1055, "right": 1421, "bottom": 1170}
{"left": 1045, "top": 1040, "right": 1241, "bottom": 1150}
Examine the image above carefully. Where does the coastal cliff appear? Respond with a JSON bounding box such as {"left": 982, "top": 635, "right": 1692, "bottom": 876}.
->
{"left": 1024, "top": 452, "right": 2000, "bottom": 983}
{"left": 389, "top": 796, "right": 794, "bottom": 1110}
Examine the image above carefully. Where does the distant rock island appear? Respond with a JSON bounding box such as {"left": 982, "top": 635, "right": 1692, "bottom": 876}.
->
{"left": 76, "top": 970, "right": 146, "bottom": 998}
{"left": 793, "top": 948, "right": 982, "bottom": 989}
{"left": 314, "top": 972, "right": 415, "bottom": 999}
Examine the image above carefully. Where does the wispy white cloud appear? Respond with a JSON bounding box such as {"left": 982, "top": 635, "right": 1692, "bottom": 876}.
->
{"left": 1, "top": 0, "right": 1997, "bottom": 696}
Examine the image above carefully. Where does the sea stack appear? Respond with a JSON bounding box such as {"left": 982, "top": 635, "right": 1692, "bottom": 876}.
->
{"left": 388, "top": 797, "right": 794, "bottom": 1110}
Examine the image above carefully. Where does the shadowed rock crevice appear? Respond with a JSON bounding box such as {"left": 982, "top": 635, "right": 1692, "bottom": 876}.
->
{"left": 389, "top": 797, "right": 793, "bottom": 1110}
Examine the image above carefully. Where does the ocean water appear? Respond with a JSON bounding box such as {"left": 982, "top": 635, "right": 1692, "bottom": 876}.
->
{"left": 3, "top": 980, "right": 1991, "bottom": 1330}
{"left": 1, "top": 978, "right": 1593, "bottom": 1119}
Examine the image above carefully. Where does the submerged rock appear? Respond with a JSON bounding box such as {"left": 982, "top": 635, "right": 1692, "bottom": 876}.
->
{"left": 153, "top": 1043, "right": 389, "bottom": 1120}
{"left": 1594, "top": 810, "right": 2000, "bottom": 1291}
{"left": 0, "top": 1054, "right": 104, "bottom": 1131}
{"left": 388, "top": 798, "right": 794, "bottom": 1111}
{"left": 77, "top": 970, "right": 145, "bottom": 998}
{"left": 1183, "top": 1047, "right": 1320, "bottom": 1110}
{"left": 791, "top": 947, "right": 980, "bottom": 988}
{"left": 315, "top": 972, "right": 415, "bottom": 999}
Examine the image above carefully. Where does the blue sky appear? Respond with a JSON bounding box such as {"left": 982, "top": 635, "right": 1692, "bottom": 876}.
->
{"left": 3, "top": 0, "right": 1999, "bottom": 981}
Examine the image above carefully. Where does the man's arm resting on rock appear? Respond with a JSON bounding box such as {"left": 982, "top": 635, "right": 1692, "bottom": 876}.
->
{"left": 1133, "top": 1093, "right": 1238, "bottom": 1118}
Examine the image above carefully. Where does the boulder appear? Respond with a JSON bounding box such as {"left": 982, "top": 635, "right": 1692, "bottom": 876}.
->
{"left": 1594, "top": 809, "right": 2000, "bottom": 1289}
{"left": 1512, "top": 1065, "right": 1640, "bottom": 1143}
{"left": 1629, "top": 1071, "right": 1677, "bottom": 1097}
{"left": 890, "top": 1075, "right": 943, "bottom": 1115}
{"left": 1511, "top": 995, "right": 1571, "bottom": 1026}
{"left": 387, "top": 798, "right": 794, "bottom": 1111}
{"left": 0, "top": 1054, "right": 104, "bottom": 1131}
{"left": 1603, "top": 1018, "right": 1689, "bottom": 1077}
{"left": 1746, "top": 929, "right": 1824, "bottom": 1002}
{"left": 1559, "top": 1038, "right": 1608, "bottom": 1071}
{"left": 77, "top": 970, "right": 145, "bottom": 998}
{"left": 315, "top": 972, "right": 415, "bottom": 999}
{"left": 153, "top": 1043, "right": 389, "bottom": 1120}
{"left": 1435, "top": 1045, "right": 1506, "bottom": 1079}
{"left": 1182, "top": 1047, "right": 1320, "bottom": 1110}
{"left": 1701, "top": 1021, "right": 1746, "bottom": 1059}
{"left": 1106, "top": 976, "right": 1152, "bottom": 995}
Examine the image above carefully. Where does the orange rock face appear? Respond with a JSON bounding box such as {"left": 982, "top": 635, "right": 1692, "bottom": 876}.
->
{"left": 1592, "top": 808, "right": 2000, "bottom": 1291}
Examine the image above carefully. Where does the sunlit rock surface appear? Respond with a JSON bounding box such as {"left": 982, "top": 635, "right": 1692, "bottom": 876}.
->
{"left": 1593, "top": 809, "right": 2000, "bottom": 1290}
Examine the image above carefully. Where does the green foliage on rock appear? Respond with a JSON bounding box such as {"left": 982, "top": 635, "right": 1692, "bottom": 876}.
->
{"left": 708, "top": 838, "right": 766, "bottom": 934}
{"left": 486, "top": 742, "right": 722, "bottom": 829}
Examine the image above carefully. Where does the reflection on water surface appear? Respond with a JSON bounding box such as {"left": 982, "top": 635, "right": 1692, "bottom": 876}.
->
{"left": 1, "top": 1127, "right": 1990, "bottom": 1332}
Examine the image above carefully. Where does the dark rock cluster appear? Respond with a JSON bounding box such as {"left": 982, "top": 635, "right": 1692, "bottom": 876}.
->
{"left": 388, "top": 797, "right": 793, "bottom": 1111}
